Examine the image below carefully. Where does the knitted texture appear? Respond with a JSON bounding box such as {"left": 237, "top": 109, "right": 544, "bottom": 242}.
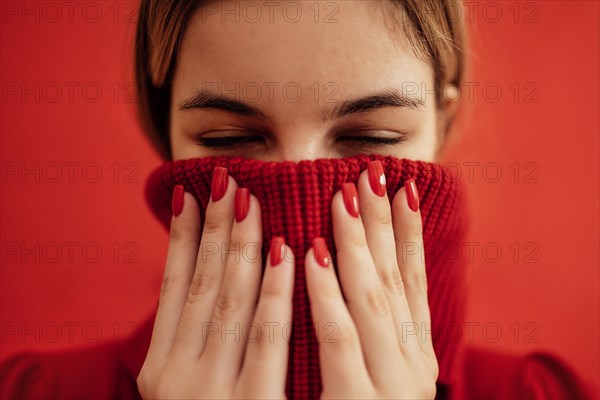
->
{"left": 145, "top": 154, "right": 470, "bottom": 399}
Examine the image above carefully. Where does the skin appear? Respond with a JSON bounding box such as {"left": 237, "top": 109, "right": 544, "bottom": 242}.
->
{"left": 168, "top": 1, "right": 451, "bottom": 162}
{"left": 138, "top": 1, "right": 456, "bottom": 398}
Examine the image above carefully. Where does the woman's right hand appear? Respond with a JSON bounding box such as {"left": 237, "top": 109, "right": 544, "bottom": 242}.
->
{"left": 137, "top": 167, "right": 295, "bottom": 399}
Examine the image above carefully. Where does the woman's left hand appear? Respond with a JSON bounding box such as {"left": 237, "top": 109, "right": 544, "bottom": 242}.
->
{"left": 305, "top": 160, "right": 439, "bottom": 399}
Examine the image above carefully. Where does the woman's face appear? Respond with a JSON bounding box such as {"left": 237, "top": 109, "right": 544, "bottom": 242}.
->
{"left": 169, "top": 1, "right": 445, "bottom": 162}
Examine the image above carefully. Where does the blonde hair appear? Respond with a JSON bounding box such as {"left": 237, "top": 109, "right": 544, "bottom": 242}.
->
{"left": 135, "top": 0, "right": 466, "bottom": 160}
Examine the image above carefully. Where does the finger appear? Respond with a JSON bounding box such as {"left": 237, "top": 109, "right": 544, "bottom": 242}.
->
{"left": 200, "top": 191, "right": 264, "bottom": 381}
{"left": 172, "top": 167, "right": 237, "bottom": 358}
{"left": 356, "top": 162, "right": 416, "bottom": 343}
{"left": 238, "top": 238, "right": 294, "bottom": 399}
{"left": 305, "top": 239, "right": 372, "bottom": 394}
{"left": 331, "top": 184, "right": 404, "bottom": 385}
{"left": 391, "top": 181, "right": 436, "bottom": 363}
{"left": 357, "top": 161, "right": 398, "bottom": 282}
{"left": 146, "top": 186, "right": 201, "bottom": 364}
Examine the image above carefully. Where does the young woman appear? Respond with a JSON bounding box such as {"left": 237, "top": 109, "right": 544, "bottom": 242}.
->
{"left": 1, "top": 1, "right": 595, "bottom": 399}
{"left": 137, "top": 1, "right": 463, "bottom": 398}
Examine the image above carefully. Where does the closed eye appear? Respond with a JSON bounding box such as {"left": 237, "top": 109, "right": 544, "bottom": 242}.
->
{"left": 195, "top": 134, "right": 406, "bottom": 150}
{"left": 196, "top": 135, "right": 264, "bottom": 149}
{"left": 336, "top": 135, "right": 405, "bottom": 149}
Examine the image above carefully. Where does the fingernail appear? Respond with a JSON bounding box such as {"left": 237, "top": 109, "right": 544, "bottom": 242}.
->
{"left": 211, "top": 167, "right": 229, "bottom": 202}
{"left": 172, "top": 185, "right": 184, "bottom": 217}
{"left": 235, "top": 188, "right": 250, "bottom": 222}
{"left": 313, "top": 237, "right": 331, "bottom": 267}
{"left": 341, "top": 183, "right": 360, "bottom": 218}
{"left": 367, "top": 160, "right": 386, "bottom": 197}
{"left": 406, "top": 179, "right": 420, "bottom": 212}
{"left": 270, "top": 236, "right": 285, "bottom": 266}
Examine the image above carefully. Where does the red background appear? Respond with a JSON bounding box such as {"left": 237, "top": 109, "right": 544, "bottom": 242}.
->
{"left": 1, "top": 0, "right": 598, "bottom": 395}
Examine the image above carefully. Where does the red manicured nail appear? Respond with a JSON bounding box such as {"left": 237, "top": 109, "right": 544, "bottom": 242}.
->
{"left": 235, "top": 188, "right": 250, "bottom": 222}
{"left": 341, "top": 183, "right": 360, "bottom": 218}
{"left": 270, "top": 236, "right": 285, "bottom": 266}
{"left": 211, "top": 167, "right": 229, "bottom": 202}
{"left": 313, "top": 237, "right": 331, "bottom": 267}
{"left": 406, "top": 179, "right": 420, "bottom": 212}
{"left": 172, "top": 185, "right": 184, "bottom": 217}
{"left": 367, "top": 160, "right": 386, "bottom": 197}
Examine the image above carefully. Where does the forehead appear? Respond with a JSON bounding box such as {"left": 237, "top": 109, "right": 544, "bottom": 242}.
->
{"left": 174, "top": 0, "right": 432, "bottom": 102}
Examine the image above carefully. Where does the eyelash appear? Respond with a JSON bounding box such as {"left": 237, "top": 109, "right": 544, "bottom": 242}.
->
{"left": 197, "top": 135, "right": 405, "bottom": 149}
{"left": 198, "top": 136, "right": 263, "bottom": 149}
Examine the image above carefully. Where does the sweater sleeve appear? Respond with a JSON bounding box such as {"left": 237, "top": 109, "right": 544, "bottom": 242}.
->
{"left": 0, "top": 341, "right": 142, "bottom": 400}
{"left": 460, "top": 346, "right": 598, "bottom": 400}
{"left": 517, "top": 351, "right": 598, "bottom": 399}
{"left": 0, "top": 351, "right": 55, "bottom": 399}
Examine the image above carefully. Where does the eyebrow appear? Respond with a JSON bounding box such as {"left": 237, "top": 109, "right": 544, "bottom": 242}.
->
{"left": 179, "top": 89, "right": 269, "bottom": 119}
{"left": 178, "top": 88, "right": 424, "bottom": 121}
{"left": 327, "top": 89, "right": 425, "bottom": 120}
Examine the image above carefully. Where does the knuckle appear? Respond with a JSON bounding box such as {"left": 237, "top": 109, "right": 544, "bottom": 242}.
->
{"left": 365, "top": 288, "right": 391, "bottom": 316}
{"left": 261, "top": 279, "right": 285, "bottom": 299}
{"left": 213, "top": 293, "right": 241, "bottom": 321}
{"left": 251, "top": 322, "right": 282, "bottom": 354}
{"left": 252, "top": 326, "right": 271, "bottom": 349}
{"left": 169, "top": 223, "right": 186, "bottom": 242}
{"left": 159, "top": 273, "right": 180, "bottom": 299}
{"left": 407, "top": 271, "right": 428, "bottom": 294}
{"left": 373, "top": 210, "right": 393, "bottom": 228}
{"left": 379, "top": 266, "right": 405, "bottom": 295}
{"left": 203, "top": 212, "right": 224, "bottom": 235}
{"left": 187, "top": 270, "right": 215, "bottom": 300}
{"left": 329, "top": 322, "right": 360, "bottom": 349}
{"left": 339, "top": 232, "right": 368, "bottom": 255}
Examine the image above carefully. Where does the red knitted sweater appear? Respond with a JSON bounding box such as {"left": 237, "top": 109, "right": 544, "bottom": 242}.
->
{"left": 145, "top": 154, "right": 470, "bottom": 399}
{"left": 0, "top": 155, "right": 595, "bottom": 399}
